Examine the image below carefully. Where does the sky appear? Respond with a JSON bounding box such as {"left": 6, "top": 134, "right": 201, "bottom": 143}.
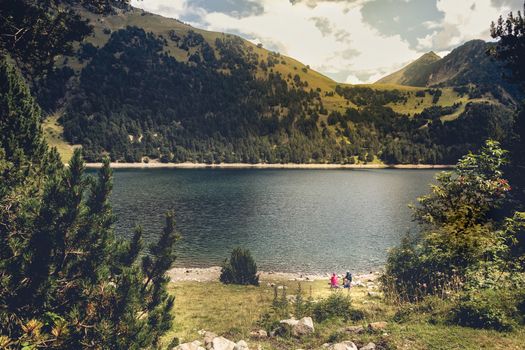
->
{"left": 130, "top": 0, "right": 524, "bottom": 83}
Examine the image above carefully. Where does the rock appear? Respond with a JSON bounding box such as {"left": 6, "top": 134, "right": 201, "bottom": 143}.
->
{"left": 203, "top": 332, "right": 218, "bottom": 349}
{"left": 329, "top": 341, "right": 358, "bottom": 350}
{"left": 368, "top": 322, "right": 388, "bottom": 332}
{"left": 249, "top": 329, "right": 267, "bottom": 339}
{"left": 173, "top": 340, "right": 204, "bottom": 350}
{"left": 280, "top": 318, "right": 299, "bottom": 327}
{"left": 292, "top": 317, "right": 314, "bottom": 337}
{"left": 367, "top": 292, "right": 381, "bottom": 298}
{"left": 344, "top": 325, "right": 365, "bottom": 334}
{"left": 279, "top": 317, "right": 314, "bottom": 337}
{"left": 210, "top": 336, "right": 236, "bottom": 350}
{"left": 360, "top": 343, "right": 376, "bottom": 350}
{"left": 233, "top": 340, "right": 249, "bottom": 350}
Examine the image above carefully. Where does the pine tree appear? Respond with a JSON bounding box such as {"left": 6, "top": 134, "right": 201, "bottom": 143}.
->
{"left": 0, "top": 58, "right": 178, "bottom": 349}
{"left": 220, "top": 247, "right": 259, "bottom": 286}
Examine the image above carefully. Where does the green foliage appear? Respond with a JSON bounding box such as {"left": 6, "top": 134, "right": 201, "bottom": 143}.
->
{"left": 490, "top": 3, "right": 525, "bottom": 83}
{"left": 312, "top": 293, "right": 363, "bottom": 323}
{"left": 382, "top": 137, "right": 525, "bottom": 331}
{"left": 220, "top": 247, "right": 259, "bottom": 286}
{"left": 450, "top": 289, "right": 516, "bottom": 331}
{"left": 0, "top": 59, "right": 178, "bottom": 349}
{"left": 382, "top": 140, "right": 514, "bottom": 301}
{"left": 0, "top": 0, "right": 92, "bottom": 78}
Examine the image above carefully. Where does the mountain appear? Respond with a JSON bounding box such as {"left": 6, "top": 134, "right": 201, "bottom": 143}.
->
{"left": 34, "top": 4, "right": 517, "bottom": 165}
{"left": 376, "top": 40, "right": 522, "bottom": 105}
{"left": 376, "top": 51, "right": 441, "bottom": 86}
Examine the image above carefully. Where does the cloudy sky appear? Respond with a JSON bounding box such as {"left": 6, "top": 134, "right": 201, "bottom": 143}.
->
{"left": 130, "top": 0, "right": 523, "bottom": 83}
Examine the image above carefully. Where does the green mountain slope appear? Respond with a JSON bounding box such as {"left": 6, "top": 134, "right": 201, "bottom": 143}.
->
{"left": 376, "top": 51, "right": 441, "bottom": 86}
{"left": 36, "top": 4, "right": 517, "bottom": 165}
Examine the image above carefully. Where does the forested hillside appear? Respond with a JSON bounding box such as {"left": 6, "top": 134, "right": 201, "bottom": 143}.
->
{"left": 33, "top": 4, "right": 522, "bottom": 164}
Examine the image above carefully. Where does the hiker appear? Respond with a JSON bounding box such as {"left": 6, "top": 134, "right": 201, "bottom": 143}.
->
{"left": 343, "top": 271, "right": 352, "bottom": 288}
{"left": 330, "top": 273, "right": 339, "bottom": 288}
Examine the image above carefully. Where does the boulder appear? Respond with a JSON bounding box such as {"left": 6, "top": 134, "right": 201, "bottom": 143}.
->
{"left": 368, "top": 322, "right": 388, "bottom": 332}
{"left": 210, "top": 337, "right": 236, "bottom": 350}
{"left": 233, "top": 340, "right": 249, "bottom": 350}
{"left": 279, "top": 317, "right": 314, "bottom": 337}
{"left": 292, "top": 317, "right": 314, "bottom": 337}
{"left": 279, "top": 318, "right": 299, "bottom": 327}
{"left": 344, "top": 325, "right": 365, "bottom": 334}
{"left": 328, "top": 341, "right": 358, "bottom": 350}
{"left": 249, "top": 329, "right": 267, "bottom": 339}
{"left": 173, "top": 340, "right": 204, "bottom": 350}
{"left": 203, "top": 332, "right": 218, "bottom": 349}
{"left": 360, "top": 343, "right": 376, "bottom": 350}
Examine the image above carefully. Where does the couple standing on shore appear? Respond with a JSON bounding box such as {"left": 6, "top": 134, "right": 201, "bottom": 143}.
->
{"left": 330, "top": 271, "right": 352, "bottom": 289}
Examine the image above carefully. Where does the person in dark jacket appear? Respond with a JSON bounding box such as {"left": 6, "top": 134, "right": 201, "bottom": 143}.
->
{"left": 343, "top": 271, "right": 352, "bottom": 288}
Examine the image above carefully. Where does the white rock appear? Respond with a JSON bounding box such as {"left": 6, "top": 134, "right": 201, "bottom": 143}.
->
{"left": 280, "top": 318, "right": 299, "bottom": 327}
{"left": 360, "top": 343, "right": 376, "bottom": 350}
{"left": 279, "top": 316, "right": 314, "bottom": 337}
{"left": 249, "top": 329, "right": 268, "bottom": 339}
{"left": 233, "top": 340, "right": 249, "bottom": 350}
{"left": 173, "top": 340, "right": 205, "bottom": 350}
{"left": 203, "top": 332, "right": 218, "bottom": 349}
{"left": 211, "top": 336, "right": 236, "bottom": 350}
{"left": 330, "top": 341, "right": 358, "bottom": 350}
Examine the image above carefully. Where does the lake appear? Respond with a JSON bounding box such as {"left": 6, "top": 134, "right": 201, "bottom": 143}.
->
{"left": 106, "top": 168, "right": 438, "bottom": 274}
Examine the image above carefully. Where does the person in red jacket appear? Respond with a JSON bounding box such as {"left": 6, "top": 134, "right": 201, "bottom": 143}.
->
{"left": 330, "top": 273, "right": 339, "bottom": 288}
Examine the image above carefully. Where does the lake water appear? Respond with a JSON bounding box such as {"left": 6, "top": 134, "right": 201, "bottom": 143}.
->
{"left": 106, "top": 168, "right": 438, "bottom": 274}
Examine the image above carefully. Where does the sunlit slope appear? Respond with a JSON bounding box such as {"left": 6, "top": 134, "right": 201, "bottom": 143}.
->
{"left": 72, "top": 6, "right": 476, "bottom": 117}
{"left": 43, "top": 113, "right": 80, "bottom": 162}
{"left": 375, "top": 52, "right": 441, "bottom": 86}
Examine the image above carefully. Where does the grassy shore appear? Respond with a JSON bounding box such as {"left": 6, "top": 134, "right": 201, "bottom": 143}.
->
{"left": 163, "top": 271, "right": 525, "bottom": 349}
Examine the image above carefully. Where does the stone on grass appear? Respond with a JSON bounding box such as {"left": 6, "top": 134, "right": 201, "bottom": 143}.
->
{"left": 210, "top": 336, "right": 236, "bottom": 350}
{"left": 249, "top": 329, "right": 267, "bottom": 339}
{"left": 360, "top": 342, "right": 376, "bottom": 350}
{"left": 203, "top": 332, "right": 218, "bottom": 349}
{"left": 330, "top": 341, "right": 358, "bottom": 350}
{"left": 368, "top": 322, "right": 388, "bottom": 332}
{"left": 173, "top": 340, "right": 204, "bottom": 350}
{"left": 233, "top": 340, "right": 249, "bottom": 350}
{"left": 344, "top": 325, "right": 365, "bottom": 334}
{"left": 279, "top": 317, "right": 315, "bottom": 337}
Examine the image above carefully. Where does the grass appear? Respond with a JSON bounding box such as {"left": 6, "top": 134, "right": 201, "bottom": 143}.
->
{"left": 163, "top": 278, "right": 525, "bottom": 349}
{"left": 42, "top": 112, "right": 79, "bottom": 162}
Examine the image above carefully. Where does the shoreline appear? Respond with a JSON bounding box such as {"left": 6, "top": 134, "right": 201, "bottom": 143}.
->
{"left": 85, "top": 162, "right": 453, "bottom": 170}
{"left": 167, "top": 266, "right": 381, "bottom": 283}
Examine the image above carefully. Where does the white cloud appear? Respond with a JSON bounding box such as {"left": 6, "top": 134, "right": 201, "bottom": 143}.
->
{"left": 130, "top": 0, "right": 189, "bottom": 18}
{"left": 418, "top": 0, "right": 513, "bottom": 50}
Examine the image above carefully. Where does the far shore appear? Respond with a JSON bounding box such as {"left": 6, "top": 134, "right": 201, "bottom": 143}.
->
{"left": 85, "top": 162, "right": 453, "bottom": 170}
{"left": 167, "top": 266, "right": 381, "bottom": 283}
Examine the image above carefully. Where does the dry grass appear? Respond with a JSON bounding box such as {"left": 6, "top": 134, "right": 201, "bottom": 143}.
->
{"left": 42, "top": 112, "right": 80, "bottom": 162}
{"left": 162, "top": 278, "right": 525, "bottom": 349}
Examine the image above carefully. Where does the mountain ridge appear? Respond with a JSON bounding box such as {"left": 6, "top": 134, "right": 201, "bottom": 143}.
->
{"left": 35, "top": 4, "right": 518, "bottom": 165}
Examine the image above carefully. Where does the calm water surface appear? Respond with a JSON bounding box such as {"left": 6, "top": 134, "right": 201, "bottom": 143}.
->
{"left": 106, "top": 169, "right": 438, "bottom": 274}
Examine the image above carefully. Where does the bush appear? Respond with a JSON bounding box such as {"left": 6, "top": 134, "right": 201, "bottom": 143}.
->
{"left": 450, "top": 291, "right": 515, "bottom": 331}
{"left": 220, "top": 247, "right": 259, "bottom": 285}
{"left": 312, "top": 293, "right": 364, "bottom": 322}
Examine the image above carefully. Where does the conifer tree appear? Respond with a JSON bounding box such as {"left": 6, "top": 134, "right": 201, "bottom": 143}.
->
{"left": 0, "top": 58, "right": 178, "bottom": 349}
